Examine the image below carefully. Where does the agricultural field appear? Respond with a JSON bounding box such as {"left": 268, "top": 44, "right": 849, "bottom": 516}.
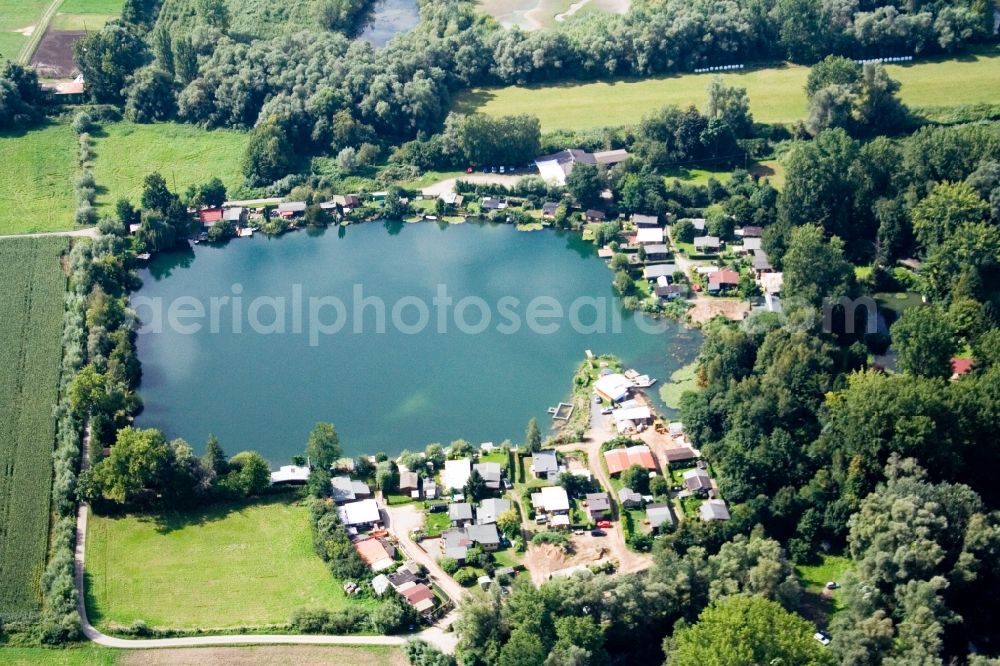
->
{"left": 0, "top": 0, "right": 51, "bottom": 63}
{"left": 155, "top": 0, "right": 335, "bottom": 40}
{"left": 477, "top": 0, "right": 629, "bottom": 30}
{"left": 0, "top": 237, "right": 69, "bottom": 621}
{"left": 0, "top": 645, "right": 408, "bottom": 666}
{"left": 91, "top": 122, "right": 250, "bottom": 209}
{"left": 85, "top": 495, "right": 374, "bottom": 630}
{"left": 0, "top": 120, "right": 78, "bottom": 234}
{"left": 454, "top": 47, "right": 1000, "bottom": 131}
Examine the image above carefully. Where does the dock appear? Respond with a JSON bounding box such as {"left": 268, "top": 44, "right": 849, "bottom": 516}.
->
{"left": 548, "top": 402, "right": 574, "bottom": 420}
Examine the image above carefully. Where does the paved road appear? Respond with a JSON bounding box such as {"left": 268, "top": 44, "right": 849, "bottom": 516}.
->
{"left": 0, "top": 227, "right": 98, "bottom": 240}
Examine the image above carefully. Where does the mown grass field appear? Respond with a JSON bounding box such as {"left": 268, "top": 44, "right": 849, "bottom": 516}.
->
{"left": 85, "top": 494, "right": 373, "bottom": 630}
{"left": 454, "top": 47, "right": 1000, "bottom": 131}
{"left": 91, "top": 121, "right": 249, "bottom": 209}
{"left": 0, "top": 0, "right": 50, "bottom": 62}
{"left": 0, "top": 237, "right": 68, "bottom": 621}
{"left": 0, "top": 121, "right": 78, "bottom": 234}
{"left": 52, "top": 0, "right": 125, "bottom": 31}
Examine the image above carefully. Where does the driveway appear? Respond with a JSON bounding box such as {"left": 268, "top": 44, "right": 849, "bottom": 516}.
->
{"left": 420, "top": 174, "right": 524, "bottom": 197}
{"left": 555, "top": 401, "right": 653, "bottom": 575}
{"left": 384, "top": 503, "right": 466, "bottom": 606}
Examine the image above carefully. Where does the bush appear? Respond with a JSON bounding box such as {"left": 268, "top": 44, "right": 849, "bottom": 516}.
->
{"left": 531, "top": 530, "right": 569, "bottom": 549}
{"left": 291, "top": 606, "right": 370, "bottom": 634}
{"left": 440, "top": 557, "right": 459, "bottom": 575}
{"left": 453, "top": 568, "right": 478, "bottom": 587}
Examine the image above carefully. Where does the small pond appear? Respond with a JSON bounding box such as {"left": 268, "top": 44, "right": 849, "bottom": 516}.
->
{"left": 133, "top": 221, "right": 701, "bottom": 462}
{"left": 357, "top": 0, "right": 422, "bottom": 47}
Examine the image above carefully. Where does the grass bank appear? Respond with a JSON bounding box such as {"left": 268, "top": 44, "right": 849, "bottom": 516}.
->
{"left": 0, "top": 237, "right": 69, "bottom": 620}
{"left": 85, "top": 494, "right": 373, "bottom": 631}
{"left": 453, "top": 47, "right": 1000, "bottom": 131}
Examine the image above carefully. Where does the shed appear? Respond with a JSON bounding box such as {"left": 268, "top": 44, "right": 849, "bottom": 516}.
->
{"left": 636, "top": 228, "right": 665, "bottom": 245}
{"left": 646, "top": 503, "right": 675, "bottom": 530}
{"left": 584, "top": 492, "right": 611, "bottom": 518}
{"left": 449, "top": 502, "right": 474, "bottom": 525}
{"left": 618, "top": 487, "right": 643, "bottom": 508}
{"left": 700, "top": 499, "right": 731, "bottom": 522}
{"left": 632, "top": 213, "right": 659, "bottom": 228}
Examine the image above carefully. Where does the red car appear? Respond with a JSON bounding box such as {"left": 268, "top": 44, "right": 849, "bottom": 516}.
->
{"left": 596, "top": 520, "right": 612, "bottom": 529}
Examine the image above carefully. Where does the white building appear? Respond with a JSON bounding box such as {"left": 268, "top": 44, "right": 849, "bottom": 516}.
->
{"left": 443, "top": 458, "right": 472, "bottom": 491}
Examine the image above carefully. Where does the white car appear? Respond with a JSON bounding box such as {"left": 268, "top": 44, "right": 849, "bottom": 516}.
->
{"left": 813, "top": 631, "right": 831, "bottom": 646}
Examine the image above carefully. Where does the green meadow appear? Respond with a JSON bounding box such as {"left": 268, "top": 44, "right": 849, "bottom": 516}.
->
{"left": 0, "top": 121, "right": 78, "bottom": 234}
{"left": 85, "top": 495, "right": 372, "bottom": 631}
{"left": 0, "top": 0, "right": 50, "bottom": 62}
{"left": 454, "top": 48, "right": 1000, "bottom": 131}
{"left": 91, "top": 121, "right": 249, "bottom": 208}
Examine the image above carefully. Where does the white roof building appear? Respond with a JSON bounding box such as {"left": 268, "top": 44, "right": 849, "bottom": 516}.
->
{"left": 594, "top": 373, "right": 633, "bottom": 402}
{"left": 269, "top": 465, "right": 310, "bottom": 484}
{"left": 443, "top": 458, "right": 472, "bottom": 491}
{"left": 337, "top": 499, "right": 381, "bottom": 527}
{"left": 540, "top": 486, "right": 570, "bottom": 513}
{"left": 636, "top": 228, "right": 665, "bottom": 244}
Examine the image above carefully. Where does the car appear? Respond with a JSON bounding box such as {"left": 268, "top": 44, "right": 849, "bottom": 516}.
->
{"left": 499, "top": 166, "right": 505, "bottom": 173}
{"left": 601, "top": 407, "right": 613, "bottom": 415}
{"left": 466, "top": 167, "right": 473, "bottom": 173}
{"left": 535, "top": 514, "right": 548, "bottom": 524}
{"left": 594, "top": 395, "right": 601, "bottom": 404}
{"left": 813, "top": 631, "right": 831, "bottom": 646}
{"left": 596, "top": 520, "right": 612, "bottom": 528}
{"left": 427, "top": 503, "right": 448, "bottom": 513}
{"left": 825, "top": 581, "right": 840, "bottom": 590}
{"left": 574, "top": 530, "right": 585, "bottom": 535}
{"left": 590, "top": 529, "right": 606, "bottom": 537}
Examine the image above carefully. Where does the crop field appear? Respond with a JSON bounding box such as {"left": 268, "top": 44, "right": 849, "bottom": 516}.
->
{"left": 155, "top": 0, "right": 332, "bottom": 40}
{"left": 85, "top": 495, "right": 374, "bottom": 630}
{"left": 91, "top": 122, "right": 250, "bottom": 209}
{"left": 0, "top": 0, "right": 51, "bottom": 63}
{"left": 0, "top": 237, "right": 69, "bottom": 621}
{"left": 0, "top": 121, "right": 78, "bottom": 234}
{"left": 454, "top": 47, "right": 1000, "bottom": 131}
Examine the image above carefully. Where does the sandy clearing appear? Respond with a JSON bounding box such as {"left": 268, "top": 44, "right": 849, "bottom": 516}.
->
{"left": 686, "top": 296, "right": 750, "bottom": 324}
{"left": 16, "top": 25, "right": 36, "bottom": 36}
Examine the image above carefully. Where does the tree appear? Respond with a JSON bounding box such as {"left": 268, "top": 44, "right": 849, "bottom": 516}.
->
{"left": 805, "top": 56, "right": 861, "bottom": 98}
{"left": 781, "top": 224, "right": 855, "bottom": 308}
{"left": 306, "top": 422, "right": 342, "bottom": 470}
{"left": 891, "top": 306, "right": 958, "bottom": 379}
{"left": 242, "top": 115, "right": 297, "bottom": 186}
{"left": 664, "top": 596, "right": 832, "bottom": 666}
{"left": 227, "top": 451, "right": 271, "bottom": 496}
{"left": 497, "top": 626, "right": 546, "bottom": 666}
{"left": 125, "top": 67, "right": 177, "bottom": 122}
{"left": 672, "top": 219, "right": 695, "bottom": 244}
{"left": 191, "top": 177, "right": 227, "bottom": 208}
{"left": 202, "top": 434, "right": 227, "bottom": 476}
{"left": 424, "top": 443, "right": 446, "bottom": 470}
{"left": 197, "top": 0, "right": 230, "bottom": 30}
{"left": 620, "top": 464, "right": 650, "bottom": 494}
{"left": 706, "top": 77, "right": 753, "bottom": 138}
{"left": 404, "top": 639, "right": 457, "bottom": 666}
{"left": 376, "top": 460, "right": 400, "bottom": 494}
{"left": 649, "top": 475, "right": 670, "bottom": 498}
{"left": 140, "top": 173, "right": 174, "bottom": 213}
{"left": 566, "top": 163, "right": 604, "bottom": 209}
{"left": 525, "top": 417, "right": 542, "bottom": 453}
{"left": 911, "top": 181, "right": 989, "bottom": 251}
{"left": 73, "top": 22, "right": 148, "bottom": 104}
{"left": 465, "top": 469, "right": 487, "bottom": 502}
{"left": 455, "top": 113, "right": 541, "bottom": 167}
{"left": 0, "top": 62, "right": 48, "bottom": 130}
{"left": 548, "top": 615, "right": 608, "bottom": 666}
{"left": 89, "top": 427, "right": 170, "bottom": 504}
{"left": 497, "top": 508, "right": 521, "bottom": 541}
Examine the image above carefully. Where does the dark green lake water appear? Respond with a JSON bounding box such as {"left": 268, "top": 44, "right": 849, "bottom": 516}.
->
{"left": 133, "top": 221, "right": 701, "bottom": 463}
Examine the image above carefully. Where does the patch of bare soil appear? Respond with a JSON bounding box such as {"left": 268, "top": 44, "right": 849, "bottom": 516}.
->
{"left": 687, "top": 296, "right": 750, "bottom": 324}
{"left": 30, "top": 29, "right": 85, "bottom": 78}
{"left": 118, "top": 646, "right": 408, "bottom": 666}
{"left": 524, "top": 537, "right": 613, "bottom": 585}
{"left": 16, "top": 25, "right": 36, "bottom": 37}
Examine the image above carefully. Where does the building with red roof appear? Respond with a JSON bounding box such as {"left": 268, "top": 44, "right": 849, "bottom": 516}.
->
{"left": 951, "top": 357, "right": 973, "bottom": 379}
{"left": 604, "top": 445, "right": 657, "bottom": 475}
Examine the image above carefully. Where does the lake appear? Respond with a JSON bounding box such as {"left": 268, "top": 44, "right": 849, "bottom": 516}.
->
{"left": 133, "top": 221, "right": 701, "bottom": 463}
{"left": 357, "top": 0, "right": 421, "bottom": 48}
